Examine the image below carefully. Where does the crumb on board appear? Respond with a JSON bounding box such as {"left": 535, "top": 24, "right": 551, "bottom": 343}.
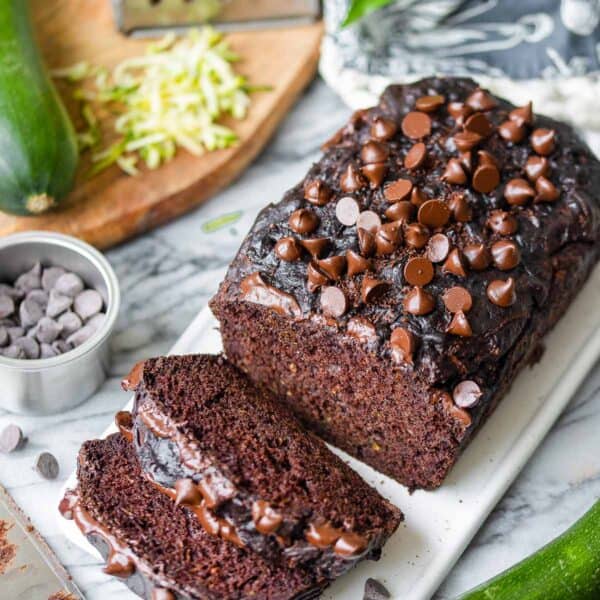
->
{"left": 0, "top": 519, "right": 17, "bottom": 575}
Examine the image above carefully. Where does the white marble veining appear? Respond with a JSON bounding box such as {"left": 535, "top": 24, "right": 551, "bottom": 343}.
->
{"left": 0, "top": 80, "right": 599, "bottom": 600}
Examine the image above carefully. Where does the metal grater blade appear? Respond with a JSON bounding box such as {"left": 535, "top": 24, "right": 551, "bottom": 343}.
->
{"left": 113, "top": 0, "right": 321, "bottom": 35}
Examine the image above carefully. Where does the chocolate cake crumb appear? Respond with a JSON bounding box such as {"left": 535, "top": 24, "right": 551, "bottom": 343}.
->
{"left": 0, "top": 519, "right": 16, "bottom": 575}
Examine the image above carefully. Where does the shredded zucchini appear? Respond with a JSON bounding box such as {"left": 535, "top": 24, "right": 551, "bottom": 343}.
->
{"left": 53, "top": 28, "right": 254, "bottom": 175}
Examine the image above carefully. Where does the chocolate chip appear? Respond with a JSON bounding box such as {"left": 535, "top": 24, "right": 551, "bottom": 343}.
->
{"left": 340, "top": 163, "right": 366, "bottom": 192}
{"left": 304, "top": 180, "right": 332, "bottom": 206}
{"left": 320, "top": 286, "right": 348, "bottom": 317}
{"left": 390, "top": 327, "right": 415, "bottom": 364}
{"left": 404, "top": 142, "right": 427, "bottom": 169}
{"left": 317, "top": 256, "right": 346, "bottom": 280}
{"left": 439, "top": 391, "right": 473, "bottom": 428}
{"left": 375, "top": 222, "right": 402, "bottom": 255}
{"left": 289, "top": 208, "right": 319, "bottom": 234}
{"left": 15, "top": 263, "right": 42, "bottom": 293}
{"left": 427, "top": 233, "right": 450, "bottom": 263}
{"left": 411, "top": 187, "right": 428, "bottom": 206}
{"left": 487, "top": 210, "right": 518, "bottom": 235}
{"left": 448, "top": 194, "right": 472, "bottom": 222}
{"left": 509, "top": 102, "right": 533, "bottom": 127}
{"left": 385, "top": 201, "right": 414, "bottom": 223}
{"left": 361, "top": 141, "right": 389, "bottom": 164}
{"left": 524, "top": 156, "right": 550, "bottom": 182}
{"left": 453, "top": 380, "right": 482, "bottom": 408}
{"left": 463, "top": 243, "right": 491, "bottom": 271}
{"left": 0, "top": 424, "right": 26, "bottom": 453}
{"left": 487, "top": 277, "right": 516, "bottom": 307}
{"left": 46, "top": 289, "right": 73, "bottom": 318}
{"left": 252, "top": 500, "right": 283, "bottom": 535}
{"left": 334, "top": 531, "right": 368, "bottom": 557}
{"left": 14, "top": 337, "right": 40, "bottom": 359}
{"left": 415, "top": 94, "right": 445, "bottom": 113}
{"left": 472, "top": 164, "right": 500, "bottom": 193}
{"left": 347, "top": 317, "right": 378, "bottom": 344}
{"left": 361, "top": 276, "right": 389, "bottom": 304}
{"left": 498, "top": 120, "right": 526, "bottom": 143}
{"left": 530, "top": 128, "right": 555, "bottom": 155}
{"left": 152, "top": 589, "right": 176, "bottom": 600}
{"left": 35, "top": 452, "right": 59, "bottom": 480}
{"left": 66, "top": 325, "right": 96, "bottom": 348}
{"left": 0, "top": 295, "right": 14, "bottom": 318}
{"left": 26, "top": 289, "right": 48, "bottom": 309}
{"left": 534, "top": 176, "right": 560, "bottom": 203}
{"left": 465, "top": 89, "right": 497, "bottom": 111}
{"left": 19, "top": 298, "right": 43, "bottom": 329}
{"left": 358, "top": 228, "right": 376, "bottom": 257}
{"left": 54, "top": 273, "right": 84, "bottom": 297}
{"left": 300, "top": 238, "right": 329, "bottom": 259}
{"left": 459, "top": 151, "right": 473, "bottom": 173}
{"left": 443, "top": 286, "right": 472, "bottom": 313}
{"left": 0, "top": 327, "right": 7, "bottom": 347}
{"left": 41, "top": 267, "right": 66, "bottom": 292}
{"left": 401, "top": 111, "right": 431, "bottom": 139}
{"left": 307, "top": 262, "right": 329, "bottom": 292}
{"left": 370, "top": 116, "right": 397, "bottom": 141}
{"left": 442, "top": 158, "right": 467, "bottom": 185}
{"left": 446, "top": 311, "right": 472, "bottom": 336}
{"left": 404, "top": 223, "right": 430, "bottom": 249}
{"left": 57, "top": 311, "right": 82, "bottom": 337}
{"left": 504, "top": 178, "right": 535, "bottom": 206}
{"left": 447, "top": 101, "right": 472, "bottom": 121}
{"left": 356, "top": 210, "right": 382, "bottom": 233}
{"left": 346, "top": 250, "right": 372, "bottom": 276}
{"left": 363, "top": 578, "right": 391, "bottom": 600}
{"left": 404, "top": 257, "right": 434, "bottom": 286}
{"left": 418, "top": 199, "right": 451, "bottom": 228}
{"left": 384, "top": 178, "right": 413, "bottom": 202}
{"left": 40, "top": 343, "right": 58, "bottom": 359}
{"left": 362, "top": 162, "right": 387, "bottom": 189}
{"left": 53, "top": 339, "right": 73, "bottom": 354}
{"left": 87, "top": 313, "right": 106, "bottom": 332}
{"left": 275, "top": 237, "right": 302, "bottom": 262}
{"left": 7, "top": 326, "right": 24, "bottom": 343}
{"left": 453, "top": 131, "right": 482, "bottom": 152}
{"left": 74, "top": 289, "right": 103, "bottom": 321}
{"left": 336, "top": 196, "right": 361, "bottom": 226}
{"left": 464, "top": 112, "right": 494, "bottom": 137}
{"left": 491, "top": 240, "right": 520, "bottom": 271}
{"left": 0, "top": 284, "right": 22, "bottom": 300}
{"left": 2, "top": 345, "right": 24, "bottom": 359}
{"left": 403, "top": 286, "right": 435, "bottom": 315}
{"left": 36, "top": 317, "right": 63, "bottom": 344}
{"left": 478, "top": 150, "right": 499, "bottom": 168}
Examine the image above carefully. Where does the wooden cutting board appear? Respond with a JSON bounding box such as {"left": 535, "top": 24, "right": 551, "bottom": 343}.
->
{"left": 0, "top": 1, "right": 322, "bottom": 249}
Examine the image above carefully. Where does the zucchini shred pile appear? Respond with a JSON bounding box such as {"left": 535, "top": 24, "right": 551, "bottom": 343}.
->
{"left": 53, "top": 27, "right": 254, "bottom": 176}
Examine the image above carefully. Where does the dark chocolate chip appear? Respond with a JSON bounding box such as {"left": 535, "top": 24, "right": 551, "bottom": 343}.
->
{"left": 370, "top": 116, "right": 397, "bottom": 141}
{"left": 401, "top": 111, "right": 431, "bottom": 139}
{"left": 35, "top": 452, "right": 59, "bottom": 480}
{"left": 346, "top": 250, "right": 372, "bottom": 276}
{"left": 356, "top": 210, "right": 381, "bottom": 233}
{"left": 477, "top": 150, "right": 499, "bottom": 168}
{"left": 275, "top": 237, "right": 302, "bottom": 262}
{"left": 446, "top": 311, "right": 472, "bottom": 336}
{"left": 0, "top": 424, "right": 26, "bottom": 453}
{"left": 358, "top": 228, "right": 376, "bottom": 257}
{"left": 361, "top": 140, "right": 389, "bottom": 164}
{"left": 410, "top": 187, "right": 428, "bottom": 206}
{"left": 465, "top": 88, "right": 497, "bottom": 111}
{"left": 390, "top": 327, "right": 415, "bottom": 364}
{"left": 525, "top": 156, "right": 550, "bottom": 182}
{"left": 385, "top": 201, "right": 414, "bottom": 223}
{"left": 472, "top": 164, "right": 500, "bottom": 193}
{"left": 487, "top": 277, "right": 516, "bottom": 307}
{"left": 289, "top": 208, "right": 319, "bottom": 234}
{"left": 534, "top": 176, "right": 560, "bottom": 203}
{"left": 384, "top": 178, "right": 413, "bottom": 202}
{"left": 375, "top": 222, "right": 402, "bottom": 255}
{"left": 404, "top": 142, "right": 427, "bottom": 169}
{"left": 363, "top": 577, "right": 391, "bottom": 600}
{"left": 415, "top": 94, "right": 445, "bottom": 113}
{"left": 498, "top": 120, "right": 526, "bottom": 143}
{"left": 442, "top": 249, "right": 468, "bottom": 277}
{"left": 340, "top": 163, "right": 366, "bottom": 193}
{"left": 427, "top": 233, "right": 450, "bottom": 263}
{"left": 509, "top": 102, "right": 533, "bottom": 127}
{"left": 487, "top": 210, "right": 518, "bottom": 235}
{"left": 464, "top": 112, "right": 494, "bottom": 137}
{"left": 404, "top": 257, "right": 434, "bottom": 286}
{"left": 304, "top": 180, "right": 333, "bottom": 206}
{"left": 447, "top": 101, "right": 472, "bottom": 124}
{"left": 404, "top": 223, "right": 430, "bottom": 249}
{"left": 453, "top": 131, "right": 482, "bottom": 152}
{"left": 442, "top": 158, "right": 467, "bottom": 185}
{"left": 362, "top": 162, "right": 387, "bottom": 188}
{"left": 443, "top": 286, "right": 472, "bottom": 313}
{"left": 453, "top": 380, "right": 482, "bottom": 408}
{"left": 504, "top": 178, "right": 535, "bottom": 206}
{"left": 530, "top": 128, "right": 556, "bottom": 155}
{"left": 317, "top": 256, "right": 346, "bottom": 280}
{"left": 463, "top": 243, "right": 491, "bottom": 271}
{"left": 336, "top": 196, "right": 361, "bottom": 226}
{"left": 491, "top": 240, "right": 520, "bottom": 271}
{"left": 320, "top": 286, "right": 348, "bottom": 317}
{"left": 403, "top": 286, "right": 435, "bottom": 315}
{"left": 448, "top": 194, "right": 472, "bottom": 222}
{"left": 361, "top": 276, "right": 389, "bottom": 303}
{"left": 418, "top": 199, "right": 451, "bottom": 228}
{"left": 300, "top": 237, "right": 329, "bottom": 259}
{"left": 459, "top": 151, "right": 473, "bottom": 173}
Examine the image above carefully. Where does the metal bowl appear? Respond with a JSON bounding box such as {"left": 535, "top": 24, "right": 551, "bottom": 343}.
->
{"left": 0, "top": 232, "right": 120, "bottom": 415}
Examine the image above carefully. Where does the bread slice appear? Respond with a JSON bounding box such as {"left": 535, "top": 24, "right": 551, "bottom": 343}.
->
{"left": 123, "top": 354, "right": 402, "bottom": 579}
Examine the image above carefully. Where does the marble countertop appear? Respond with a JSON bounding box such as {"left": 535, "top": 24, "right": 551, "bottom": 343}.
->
{"left": 0, "top": 79, "right": 599, "bottom": 600}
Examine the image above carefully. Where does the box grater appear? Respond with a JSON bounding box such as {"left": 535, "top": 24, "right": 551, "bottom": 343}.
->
{"left": 112, "top": 0, "right": 322, "bottom": 35}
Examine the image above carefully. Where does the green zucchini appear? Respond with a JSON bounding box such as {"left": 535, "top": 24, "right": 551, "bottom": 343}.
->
{"left": 457, "top": 499, "right": 600, "bottom": 600}
{"left": 0, "top": 0, "right": 78, "bottom": 215}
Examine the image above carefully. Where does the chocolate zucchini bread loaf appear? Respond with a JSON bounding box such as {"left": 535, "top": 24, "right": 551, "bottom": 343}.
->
{"left": 121, "top": 354, "right": 402, "bottom": 579}
{"left": 60, "top": 434, "right": 324, "bottom": 600}
{"left": 211, "top": 77, "right": 600, "bottom": 490}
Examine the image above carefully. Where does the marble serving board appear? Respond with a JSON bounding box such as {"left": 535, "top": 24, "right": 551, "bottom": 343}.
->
{"left": 59, "top": 262, "right": 600, "bottom": 600}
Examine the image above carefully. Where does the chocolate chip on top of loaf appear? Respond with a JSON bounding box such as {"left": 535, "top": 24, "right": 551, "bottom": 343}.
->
{"left": 212, "top": 78, "right": 600, "bottom": 489}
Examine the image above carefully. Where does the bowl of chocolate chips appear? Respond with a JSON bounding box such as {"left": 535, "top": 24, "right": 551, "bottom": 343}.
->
{"left": 0, "top": 232, "right": 120, "bottom": 415}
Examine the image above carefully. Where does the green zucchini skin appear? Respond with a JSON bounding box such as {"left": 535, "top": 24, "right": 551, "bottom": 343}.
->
{"left": 0, "top": 0, "right": 78, "bottom": 215}
{"left": 457, "top": 500, "right": 600, "bottom": 600}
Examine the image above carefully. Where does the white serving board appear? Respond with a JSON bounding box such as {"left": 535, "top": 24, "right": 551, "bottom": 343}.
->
{"left": 59, "top": 264, "right": 600, "bottom": 600}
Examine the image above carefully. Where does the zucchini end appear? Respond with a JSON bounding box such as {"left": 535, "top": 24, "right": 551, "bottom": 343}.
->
{"left": 26, "top": 193, "right": 55, "bottom": 215}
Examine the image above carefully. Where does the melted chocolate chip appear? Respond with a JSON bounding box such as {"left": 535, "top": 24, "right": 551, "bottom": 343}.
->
{"left": 464, "top": 112, "right": 494, "bottom": 137}
{"left": 530, "top": 128, "right": 556, "bottom": 155}
{"left": 463, "top": 244, "right": 491, "bottom": 271}
{"left": 509, "top": 101, "right": 533, "bottom": 127}
{"left": 403, "top": 286, "right": 435, "bottom": 315}
{"left": 361, "top": 276, "right": 389, "bottom": 303}
{"left": 334, "top": 531, "right": 368, "bottom": 557}
{"left": 241, "top": 272, "right": 301, "bottom": 317}
{"left": 358, "top": 228, "right": 376, "bottom": 257}
{"left": 152, "top": 589, "right": 176, "bottom": 600}
{"left": 340, "top": 163, "right": 366, "bottom": 192}
{"left": 404, "top": 257, "right": 434, "bottom": 286}
{"left": 385, "top": 201, "right": 414, "bottom": 223}
{"left": 524, "top": 156, "right": 550, "bottom": 181}
{"left": 442, "top": 158, "right": 467, "bottom": 185}
{"left": 252, "top": 500, "right": 283, "bottom": 535}
{"left": 534, "top": 176, "right": 560, "bottom": 203}
{"left": 404, "top": 142, "right": 427, "bottom": 169}
{"left": 122, "top": 360, "right": 145, "bottom": 391}
{"left": 305, "top": 521, "right": 342, "bottom": 548}
{"left": 115, "top": 411, "right": 133, "bottom": 443}
{"left": 486, "top": 210, "right": 518, "bottom": 235}
{"left": 304, "top": 180, "right": 332, "bottom": 206}
{"left": 454, "top": 131, "right": 482, "bottom": 152}
{"left": 320, "top": 286, "right": 348, "bottom": 317}
{"left": 491, "top": 240, "right": 520, "bottom": 270}
{"left": 453, "top": 380, "right": 482, "bottom": 408}
{"left": 504, "top": 178, "right": 535, "bottom": 206}
{"left": 289, "top": 208, "right": 319, "bottom": 234}
{"left": 317, "top": 256, "right": 346, "bottom": 280}
{"left": 174, "top": 479, "right": 203, "bottom": 506}
{"left": 418, "top": 199, "right": 451, "bottom": 228}
{"left": 487, "top": 277, "right": 516, "bottom": 307}
{"left": 446, "top": 311, "right": 472, "bottom": 337}
{"left": 465, "top": 88, "right": 497, "bottom": 111}
{"left": 404, "top": 223, "right": 430, "bottom": 249}
{"left": 448, "top": 194, "right": 472, "bottom": 222}
{"left": 442, "top": 248, "right": 468, "bottom": 277}
{"left": 375, "top": 222, "right": 402, "bottom": 255}
{"left": 472, "top": 164, "right": 500, "bottom": 193}
{"left": 362, "top": 162, "right": 387, "bottom": 188}
{"left": 300, "top": 237, "right": 329, "bottom": 258}
{"left": 439, "top": 391, "right": 473, "bottom": 428}
{"left": 347, "top": 316, "right": 378, "bottom": 343}
{"left": 307, "top": 262, "right": 329, "bottom": 292}
{"left": 370, "top": 116, "right": 398, "bottom": 141}
{"left": 384, "top": 178, "right": 413, "bottom": 202}
{"left": 415, "top": 94, "right": 445, "bottom": 113}
{"left": 356, "top": 210, "right": 382, "bottom": 233}
{"left": 346, "top": 250, "right": 372, "bottom": 276}
{"left": 498, "top": 120, "right": 526, "bottom": 143}
{"left": 442, "top": 286, "right": 472, "bottom": 313}
{"left": 427, "top": 233, "right": 450, "bottom": 263}
{"left": 336, "top": 196, "right": 361, "bottom": 226}
{"left": 275, "top": 237, "right": 302, "bottom": 261}
{"left": 401, "top": 111, "right": 431, "bottom": 139}
{"left": 390, "top": 327, "right": 415, "bottom": 364}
